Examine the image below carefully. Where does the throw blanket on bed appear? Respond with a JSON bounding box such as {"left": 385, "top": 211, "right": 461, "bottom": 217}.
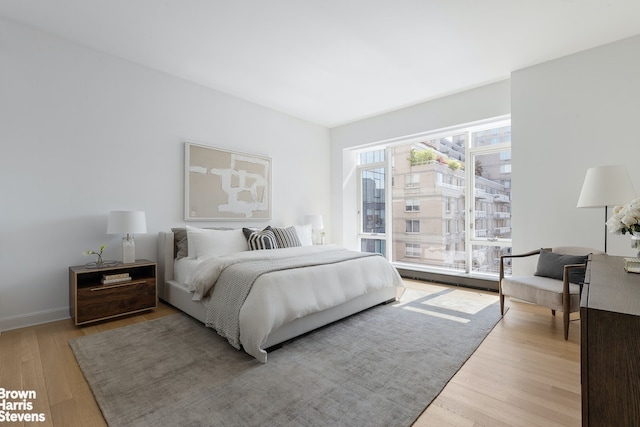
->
{"left": 205, "top": 250, "right": 379, "bottom": 350}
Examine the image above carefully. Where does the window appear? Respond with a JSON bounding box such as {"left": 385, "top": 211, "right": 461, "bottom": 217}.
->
{"left": 361, "top": 239, "right": 385, "bottom": 255}
{"left": 405, "top": 173, "right": 420, "bottom": 187}
{"left": 357, "top": 117, "right": 511, "bottom": 275}
{"left": 361, "top": 168, "right": 385, "bottom": 233}
{"left": 406, "top": 243, "right": 421, "bottom": 257}
{"left": 405, "top": 199, "right": 420, "bottom": 212}
{"left": 406, "top": 220, "right": 420, "bottom": 233}
{"left": 358, "top": 149, "right": 387, "bottom": 256}
{"left": 359, "top": 149, "right": 385, "bottom": 165}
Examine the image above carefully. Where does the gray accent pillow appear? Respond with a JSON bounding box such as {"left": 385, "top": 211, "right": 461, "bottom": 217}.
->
{"left": 534, "top": 249, "right": 589, "bottom": 284}
{"left": 172, "top": 227, "right": 189, "bottom": 259}
{"left": 267, "top": 225, "right": 301, "bottom": 248}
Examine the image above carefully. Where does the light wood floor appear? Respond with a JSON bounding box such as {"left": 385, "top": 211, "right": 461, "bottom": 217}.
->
{"left": 0, "top": 280, "right": 580, "bottom": 427}
{"left": 410, "top": 280, "right": 581, "bottom": 427}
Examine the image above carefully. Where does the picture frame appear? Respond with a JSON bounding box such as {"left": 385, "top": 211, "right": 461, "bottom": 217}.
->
{"left": 184, "top": 142, "right": 271, "bottom": 221}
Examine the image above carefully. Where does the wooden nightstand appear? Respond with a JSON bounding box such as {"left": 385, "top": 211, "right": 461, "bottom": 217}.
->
{"left": 69, "top": 259, "right": 157, "bottom": 325}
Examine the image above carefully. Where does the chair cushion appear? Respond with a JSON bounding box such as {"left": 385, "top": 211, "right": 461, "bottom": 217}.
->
{"left": 535, "top": 249, "right": 588, "bottom": 284}
{"left": 501, "top": 275, "right": 581, "bottom": 312}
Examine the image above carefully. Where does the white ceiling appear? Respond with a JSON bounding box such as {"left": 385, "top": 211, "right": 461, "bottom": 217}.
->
{"left": 2, "top": 1, "right": 640, "bottom": 127}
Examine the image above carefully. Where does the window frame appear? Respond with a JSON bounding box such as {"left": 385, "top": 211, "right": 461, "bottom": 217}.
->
{"left": 354, "top": 116, "right": 511, "bottom": 276}
{"left": 356, "top": 148, "right": 391, "bottom": 257}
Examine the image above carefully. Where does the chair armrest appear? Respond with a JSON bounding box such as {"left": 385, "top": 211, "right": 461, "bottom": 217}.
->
{"left": 562, "top": 263, "right": 587, "bottom": 313}
{"left": 499, "top": 249, "right": 548, "bottom": 280}
{"left": 501, "top": 249, "right": 544, "bottom": 260}
{"left": 563, "top": 263, "right": 586, "bottom": 271}
{"left": 562, "top": 263, "right": 587, "bottom": 289}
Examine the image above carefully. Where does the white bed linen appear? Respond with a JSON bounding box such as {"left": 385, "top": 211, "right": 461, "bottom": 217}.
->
{"left": 188, "top": 245, "right": 403, "bottom": 362}
{"left": 173, "top": 257, "right": 203, "bottom": 286}
{"left": 190, "top": 245, "right": 356, "bottom": 300}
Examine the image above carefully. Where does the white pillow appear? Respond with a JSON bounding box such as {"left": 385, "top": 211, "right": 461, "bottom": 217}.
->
{"left": 294, "top": 224, "right": 313, "bottom": 246}
{"left": 185, "top": 225, "right": 248, "bottom": 259}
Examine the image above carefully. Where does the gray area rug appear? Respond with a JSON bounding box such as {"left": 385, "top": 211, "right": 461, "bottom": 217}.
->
{"left": 69, "top": 287, "right": 500, "bottom": 427}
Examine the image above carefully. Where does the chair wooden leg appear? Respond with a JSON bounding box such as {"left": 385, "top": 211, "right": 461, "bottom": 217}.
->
{"left": 551, "top": 309, "right": 556, "bottom": 316}
{"left": 499, "top": 293, "right": 505, "bottom": 315}
{"left": 563, "top": 310, "right": 570, "bottom": 340}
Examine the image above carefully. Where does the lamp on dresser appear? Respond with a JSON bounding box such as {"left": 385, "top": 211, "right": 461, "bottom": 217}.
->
{"left": 576, "top": 165, "right": 636, "bottom": 253}
{"left": 107, "top": 211, "right": 147, "bottom": 264}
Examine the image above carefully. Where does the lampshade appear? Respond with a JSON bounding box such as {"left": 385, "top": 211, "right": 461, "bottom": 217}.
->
{"left": 577, "top": 165, "right": 637, "bottom": 208}
{"left": 304, "top": 214, "right": 324, "bottom": 230}
{"left": 107, "top": 211, "right": 147, "bottom": 235}
{"left": 107, "top": 211, "right": 146, "bottom": 264}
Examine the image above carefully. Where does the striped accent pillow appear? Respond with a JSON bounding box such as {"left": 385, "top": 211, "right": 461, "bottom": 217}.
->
{"left": 267, "top": 226, "right": 301, "bottom": 248}
{"left": 242, "top": 228, "right": 277, "bottom": 250}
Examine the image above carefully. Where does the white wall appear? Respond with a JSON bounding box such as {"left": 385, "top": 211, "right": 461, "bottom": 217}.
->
{"left": 330, "top": 34, "right": 640, "bottom": 274}
{"left": 512, "top": 34, "right": 640, "bottom": 272}
{"left": 0, "top": 18, "right": 331, "bottom": 330}
{"left": 330, "top": 80, "right": 511, "bottom": 249}
{"left": 4, "top": 17, "right": 639, "bottom": 331}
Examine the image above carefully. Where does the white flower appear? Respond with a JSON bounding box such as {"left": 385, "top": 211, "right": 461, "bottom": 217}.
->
{"left": 608, "top": 199, "right": 640, "bottom": 235}
{"left": 622, "top": 214, "right": 637, "bottom": 227}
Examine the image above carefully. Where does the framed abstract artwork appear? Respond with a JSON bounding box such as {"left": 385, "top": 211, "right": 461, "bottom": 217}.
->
{"left": 184, "top": 142, "right": 271, "bottom": 221}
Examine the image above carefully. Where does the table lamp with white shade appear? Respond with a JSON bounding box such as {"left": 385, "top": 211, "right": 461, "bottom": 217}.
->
{"left": 577, "top": 165, "right": 636, "bottom": 253}
{"left": 304, "top": 214, "right": 324, "bottom": 245}
{"left": 107, "top": 211, "right": 147, "bottom": 263}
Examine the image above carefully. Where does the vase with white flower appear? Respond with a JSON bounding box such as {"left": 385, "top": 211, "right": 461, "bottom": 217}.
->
{"left": 606, "top": 198, "right": 640, "bottom": 256}
{"left": 83, "top": 243, "right": 106, "bottom": 268}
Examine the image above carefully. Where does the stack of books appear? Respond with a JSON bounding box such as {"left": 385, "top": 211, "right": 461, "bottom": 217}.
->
{"left": 101, "top": 272, "right": 132, "bottom": 284}
{"left": 623, "top": 257, "right": 640, "bottom": 274}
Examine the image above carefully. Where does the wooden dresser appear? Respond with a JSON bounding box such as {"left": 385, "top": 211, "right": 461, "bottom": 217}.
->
{"left": 581, "top": 254, "right": 640, "bottom": 426}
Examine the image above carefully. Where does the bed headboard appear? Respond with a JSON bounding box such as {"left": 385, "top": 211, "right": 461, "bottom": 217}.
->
{"left": 157, "top": 231, "right": 176, "bottom": 300}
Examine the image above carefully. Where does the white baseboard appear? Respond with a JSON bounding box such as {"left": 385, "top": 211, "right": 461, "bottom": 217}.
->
{"left": 0, "top": 307, "right": 70, "bottom": 332}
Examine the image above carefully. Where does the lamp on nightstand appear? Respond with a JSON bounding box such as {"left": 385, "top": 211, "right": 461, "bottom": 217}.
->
{"left": 107, "top": 211, "right": 147, "bottom": 264}
{"left": 305, "top": 214, "right": 324, "bottom": 245}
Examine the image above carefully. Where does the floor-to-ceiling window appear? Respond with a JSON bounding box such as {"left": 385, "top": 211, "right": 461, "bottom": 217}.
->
{"left": 358, "top": 149, "right": 387, "bottom": 255}
{"left": 468, "top": 125, "right": 512, "bottom": 274}
{"left": 357, "top": 118, "right": 511, "bottom": 276}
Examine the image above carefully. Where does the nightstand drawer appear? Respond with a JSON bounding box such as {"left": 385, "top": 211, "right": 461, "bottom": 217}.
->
{"left": 76, "top": 279, "right": 157, "bottom": 324}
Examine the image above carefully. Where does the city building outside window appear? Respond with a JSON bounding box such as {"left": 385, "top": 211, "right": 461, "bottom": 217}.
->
{"left": 356, "top": 118, "right": 511, "bottom": 276}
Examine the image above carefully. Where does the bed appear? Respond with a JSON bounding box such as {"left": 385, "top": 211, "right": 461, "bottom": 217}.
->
{"left": 157, "top": 226, "right": 403, "bottom": 362}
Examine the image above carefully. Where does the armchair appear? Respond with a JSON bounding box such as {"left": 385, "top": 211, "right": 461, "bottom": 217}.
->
{"left": 499, "top": 247, "right": 603, "bottom": 340}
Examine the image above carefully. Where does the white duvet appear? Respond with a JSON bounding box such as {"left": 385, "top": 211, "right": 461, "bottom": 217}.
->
{"left": 187, "top": 245, "right": 403, "bottom": 362}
